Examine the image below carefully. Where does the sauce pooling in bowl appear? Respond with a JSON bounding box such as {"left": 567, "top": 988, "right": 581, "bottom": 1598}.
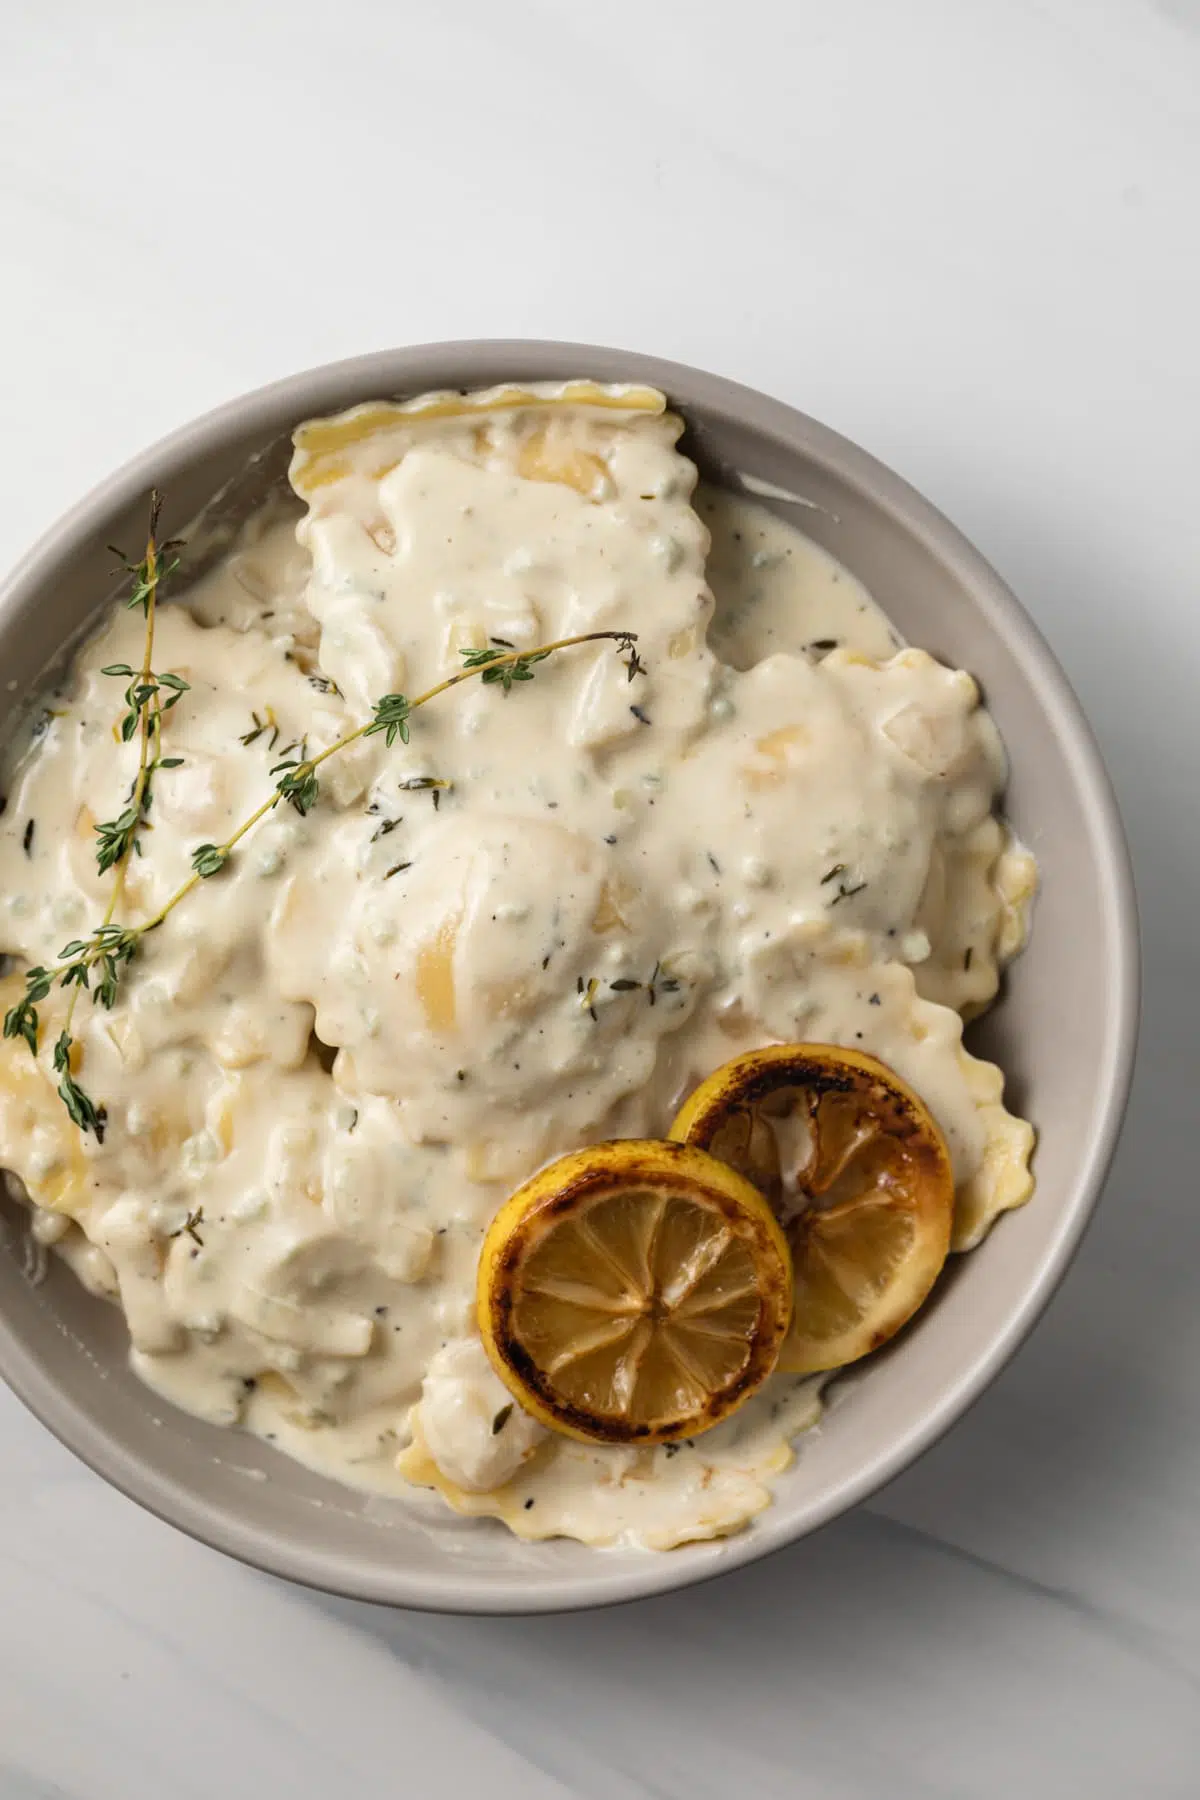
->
{"left": 0, "top": 385, "right": 1034, "bottom": 1547}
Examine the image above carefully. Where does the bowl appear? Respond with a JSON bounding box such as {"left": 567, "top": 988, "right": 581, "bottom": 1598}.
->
{"left": 0, "top": 342, "right": 1138, "bottom": 1613}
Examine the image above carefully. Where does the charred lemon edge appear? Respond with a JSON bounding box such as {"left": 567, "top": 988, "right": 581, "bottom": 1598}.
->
{"left": 669, "top": 1043, "right": 955, "bottom": 1375}
{"left": 476, "top": 1137, "right": 794, "bottom": 1447}
{"left": 669, "top": 1041, "right": 947, "bottom": 1168}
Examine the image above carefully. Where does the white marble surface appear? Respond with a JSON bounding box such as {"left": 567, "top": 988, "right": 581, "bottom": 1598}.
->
{"left": 1, "top": 0, "right": 1198, "bottom": 1792}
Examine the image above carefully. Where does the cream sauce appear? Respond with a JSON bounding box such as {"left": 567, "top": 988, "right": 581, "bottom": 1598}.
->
{"left": 0, "top": 385, "right": 1035, "bottom": 1546}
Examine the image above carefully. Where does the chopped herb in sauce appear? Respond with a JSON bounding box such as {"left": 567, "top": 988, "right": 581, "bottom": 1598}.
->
{"left": 170, "top": 1207, "right": 205, "bottom": 1246}
{"left": 0, "top": 402, "right": 1029, "bottom": 1549}
{"left": 645, "top": 962, "right": 680, "bottom": 1006}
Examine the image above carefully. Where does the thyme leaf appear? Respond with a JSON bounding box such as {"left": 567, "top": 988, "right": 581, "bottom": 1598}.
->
{"left": 272, "top": 761, "right": 321, "bottom": 816}
{"left": 460, "top": 645, "right": 552, "bottom": 692}
{"left": 364, "top": 693, "right": 411, "bottom": 747}
{"left": 170, "top": 1206, "right": 205, "bottom": 1246}
{"left": 52, "top": 1031, "right": 106, "bottom": 1141}
{"left": 191, "top": 844, "right": 228, "bottom": 878}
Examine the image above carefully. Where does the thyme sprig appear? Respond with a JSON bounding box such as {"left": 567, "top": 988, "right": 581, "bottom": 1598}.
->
{"left": 3, "top": 497, "right": 187, "bottom": 1137}
{"left": 4, "top": 622, "right": 640, "bottom": 1136}
{"left": 92, "top": 494, "right": 189, "bottom": 875}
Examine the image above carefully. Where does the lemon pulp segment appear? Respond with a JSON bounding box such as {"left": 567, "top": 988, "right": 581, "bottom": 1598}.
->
{"left": 671, "top": 1044, "right": 955, "bottom": 1374}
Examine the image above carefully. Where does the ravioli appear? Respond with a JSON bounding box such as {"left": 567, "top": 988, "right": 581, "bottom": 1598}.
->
{"left": 0, "top": 383, "right": 1035, "bottom": 1546}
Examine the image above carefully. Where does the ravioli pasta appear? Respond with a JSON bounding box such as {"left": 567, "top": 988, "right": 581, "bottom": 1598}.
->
{"left": 0, "top": 384, "right": 1035, "bottom": 1548}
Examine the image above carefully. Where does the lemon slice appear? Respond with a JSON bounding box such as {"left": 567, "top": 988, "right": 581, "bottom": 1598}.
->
{"left": 670, "top": 1045, "right": 954, "bottom": 1375}
{"left": 476, "top": 1139, "right": 793, "bottom": 1445}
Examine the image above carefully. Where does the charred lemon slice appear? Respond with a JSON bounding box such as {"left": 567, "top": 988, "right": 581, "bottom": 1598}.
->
{"left": 670, "top": 1045, "right": 954, "bottom": 1375}
{"left": 476, "top": 1139, "right": 793, "bottom": 1445}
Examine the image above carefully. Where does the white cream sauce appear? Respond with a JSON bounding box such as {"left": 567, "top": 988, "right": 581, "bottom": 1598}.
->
{"left": 0, "top": 385, "right": 1035, "bottom": 1547}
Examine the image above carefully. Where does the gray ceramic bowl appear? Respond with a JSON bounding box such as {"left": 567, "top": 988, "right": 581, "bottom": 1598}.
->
{"left": 0, "top": 343, "right": 1138, "bottom": 1613}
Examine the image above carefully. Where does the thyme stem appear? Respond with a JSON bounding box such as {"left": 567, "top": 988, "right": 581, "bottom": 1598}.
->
{"left": 64, "top": 506, "right": 167, "bottom": 1042}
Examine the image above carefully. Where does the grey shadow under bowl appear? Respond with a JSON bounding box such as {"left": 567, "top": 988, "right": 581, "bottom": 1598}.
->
{"left": 0, "top": 342, "right": 1139, "bottom": 1613}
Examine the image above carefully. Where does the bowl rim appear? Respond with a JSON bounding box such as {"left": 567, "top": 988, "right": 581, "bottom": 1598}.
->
{"left": 0, "top": 340, "right": 1140, "bottom": 1613}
